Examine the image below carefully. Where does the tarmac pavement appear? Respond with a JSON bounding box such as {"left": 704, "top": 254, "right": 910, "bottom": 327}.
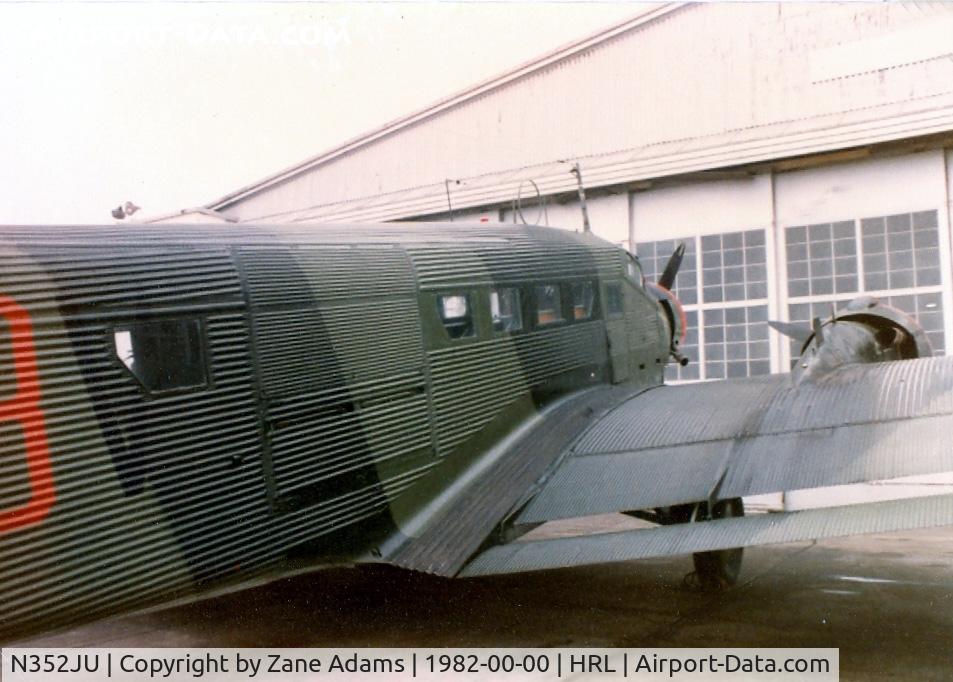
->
{"left": 17, "top": 515, "right": 953, "bottom": 681}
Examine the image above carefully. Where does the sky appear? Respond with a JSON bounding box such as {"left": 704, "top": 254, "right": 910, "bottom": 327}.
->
{"left": 0, "top": 1, "right": 641, "bottom": 224}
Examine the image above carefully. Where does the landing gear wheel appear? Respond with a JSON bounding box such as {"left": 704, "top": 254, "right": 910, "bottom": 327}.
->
{"left": 690, "top": 498, "right": 744, "bottom": 590}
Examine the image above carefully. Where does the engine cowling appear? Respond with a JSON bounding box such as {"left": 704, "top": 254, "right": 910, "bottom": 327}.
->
{"left": 785, "top": 296, "right": 933, "bottom": 383}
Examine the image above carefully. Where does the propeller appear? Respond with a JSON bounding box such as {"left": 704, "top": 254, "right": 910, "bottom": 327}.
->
{"left": 768, "top": 320, "right": 813, "bottom": 345}
{"left": 658, "top": 242, "right": 685, "bottom": 290}
{"left": 647, "top": 242, "right": 689, "bottom": 367}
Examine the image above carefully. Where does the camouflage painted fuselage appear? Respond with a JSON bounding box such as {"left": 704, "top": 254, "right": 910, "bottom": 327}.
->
{"left": 0, "top": 223, "right": 670, "bottom": 641}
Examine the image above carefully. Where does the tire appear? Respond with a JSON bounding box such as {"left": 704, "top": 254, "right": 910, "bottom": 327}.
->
{"left": 691, "top": 498, "right": 744, "bottom": 590}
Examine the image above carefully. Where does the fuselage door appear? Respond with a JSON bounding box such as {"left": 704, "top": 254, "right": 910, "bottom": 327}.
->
{"left": 604, "top": 281, "right": 629, "bottom": 383}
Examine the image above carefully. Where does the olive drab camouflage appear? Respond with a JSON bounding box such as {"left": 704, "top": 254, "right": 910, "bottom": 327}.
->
{"left": 3, "top": 222, "right": 953, "bottom": 641}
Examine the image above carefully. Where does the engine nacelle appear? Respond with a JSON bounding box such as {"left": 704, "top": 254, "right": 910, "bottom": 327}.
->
{"left": 789, "top": 296, "right": 932, "bottom": 383}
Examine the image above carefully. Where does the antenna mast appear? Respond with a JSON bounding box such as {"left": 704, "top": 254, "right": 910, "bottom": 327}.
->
{"left": 570, "top": 163, "right": 592, "bottom": 233}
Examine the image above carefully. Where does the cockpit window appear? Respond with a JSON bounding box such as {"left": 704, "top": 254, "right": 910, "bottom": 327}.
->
{"left": 626, "top": 253, "right": 643, "bottom": 285}
{"left": 114, "top": 319, "right": 207, "bottom": 394}
{"left": 491, "top": 288, "right": 523, "bottom": 333}
{"left": 571, "top": 281, "right": 596, "bottom": 320}
{"left": 534, "top": 284, "right": 564, "bottom": 326}
{"left": 437, "top": 294, "right": 475, "bottom": 339}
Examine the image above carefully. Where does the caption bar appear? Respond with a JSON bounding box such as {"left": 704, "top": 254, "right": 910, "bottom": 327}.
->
{"left": 0, "top": 648, "right": 837, "bottom": 681}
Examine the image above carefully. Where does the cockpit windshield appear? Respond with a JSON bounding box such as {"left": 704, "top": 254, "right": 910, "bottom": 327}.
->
{"left": 625, "top": 252, "right": 644, "bottom": 287}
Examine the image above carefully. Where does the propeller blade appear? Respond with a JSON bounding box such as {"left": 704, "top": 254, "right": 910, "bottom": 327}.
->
{"left": 768, "top": 320, "right": 814, "bottom": 344}
{"left": 658, "top": 242, "right": 685, "bottom": 290}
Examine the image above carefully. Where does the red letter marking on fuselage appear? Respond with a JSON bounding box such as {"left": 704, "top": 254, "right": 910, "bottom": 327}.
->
{"left": 0, "top": 295, "right": 55, "bottom": 533}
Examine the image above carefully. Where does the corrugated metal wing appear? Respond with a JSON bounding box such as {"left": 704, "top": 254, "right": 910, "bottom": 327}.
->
{"left": 519, "top": 356, "right": 953, "bottom": 523}
{"left": 464, "top": 493, "right": 953, "bottom": 576}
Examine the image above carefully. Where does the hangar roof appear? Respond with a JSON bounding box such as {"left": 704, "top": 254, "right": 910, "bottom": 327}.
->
{"left": 207, "top": 3, "right": 953, "bottom": 223}
{"left": 206, "top": 5, "right": 676, "bottom": 214}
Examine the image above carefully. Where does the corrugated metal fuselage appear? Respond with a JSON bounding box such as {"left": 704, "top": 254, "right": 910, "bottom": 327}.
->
{"left": 0, "top": 223, "right": 668, "bottom": 641}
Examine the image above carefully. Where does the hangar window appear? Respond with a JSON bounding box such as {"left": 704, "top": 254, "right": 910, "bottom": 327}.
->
{"left": 861, "top": 212, "right": 941, "bottom": 291}
{"left": 786, "top": 221, "right": 857, "bottom": 297}
{"left": 534, "top": 284, "right": 564, "bottom": 326}
{"left": 703, "top": 305, "right": 771, "bottom": 379}
{"left": 636, "top": 239, "right": 697, "bottom": 305}
{"left": 437, "top": 294, "right": 474, "bottom": 339}
{"left": 114, "top": 319, "right": 207, "bottom": 394}
{"left": 606, "top": 283, "right": 623, "bottom": 319}
{"left": 571, "top": 281, "right": 596, "bottom": 320}
{"left": 786, "top": 210, "right": 945, "bottom": 362}
{"left": 490, "top": 288, "right": 523, "bottom": 333}
{"left": 700, "top": 229, "right": 767, "bottom": 303}
{"left": 640, "top": 231, "right": 768, "bottom": 383}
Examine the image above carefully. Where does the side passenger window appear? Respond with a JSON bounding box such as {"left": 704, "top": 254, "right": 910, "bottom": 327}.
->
{"left": 437, "top": 294, "right": 475, "bottom": 339}
{"left": 114, "top": 319, "right": 207, "bottom": 394}
{"left": 606, "top": 284, "right": 624, "bottom": 319}
{"left": 491, "top": 288, "right": 523, "bottom": 333}
{"left": 534, "top": 284, "right": 564, "bottom": 326}
{"left": 571, "top": 281, "right": 596, "bottom": 320}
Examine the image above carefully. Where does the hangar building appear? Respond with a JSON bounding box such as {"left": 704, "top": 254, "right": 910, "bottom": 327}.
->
{"left": 159, "top": 3, "right": 953, "bottom": 505}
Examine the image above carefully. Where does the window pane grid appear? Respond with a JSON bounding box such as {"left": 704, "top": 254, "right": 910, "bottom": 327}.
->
{"left": 700, "top": 229, "right": 767, "bottom": 304}
{"left": 641, "top": 231, "right": 770, "bottom": 382}
{"left": 785, "top": 209, "right": 945, "bottom": 359}
{"left": 635, "top": 238, "right": 697, "bottom": 304}
{"left": 861, "top": 211, "right": 941, "bottom": 291}
{"left": 786, "top": 220, "right": 858, "bottom": 298}
{"left": 703, "top": 305, "right": 771, "bottom": 379}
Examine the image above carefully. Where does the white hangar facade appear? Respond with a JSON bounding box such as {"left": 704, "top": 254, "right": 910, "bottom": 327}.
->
{"left": 183, "top": 2, "right": 953, "bottom": 507}
{"left": 197, "top": 2, "right": 953, "bottom": 388}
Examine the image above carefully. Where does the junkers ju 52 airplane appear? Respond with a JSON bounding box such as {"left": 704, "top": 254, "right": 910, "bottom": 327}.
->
{"left": 3, "top": 221, "right": 953, "bottom": 641}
